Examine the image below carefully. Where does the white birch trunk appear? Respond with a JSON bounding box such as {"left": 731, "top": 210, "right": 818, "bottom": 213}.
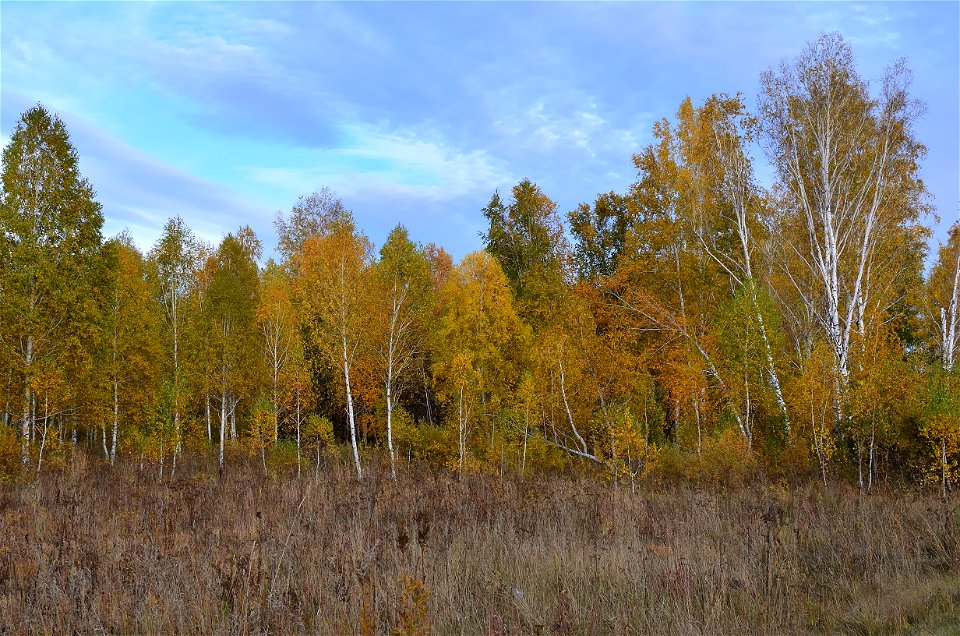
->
{"left": 339, "top": 258, "right": 363, "bottom": 481}
{"left": 385, "top": 287, "right": 397, "bottom": 481}
{"left": 386, "top": 358, "right": 396, "bottom": 481}
{"left": 944, "top": 250, "right": 960, "bottom": 371}
{"left": 219, "top": 390, "right": 226, "bottom": 472}
{"left": 273, "top": 351, "right": 279, "bottom": 444}
{"left": 942, "top": 439, "right": 949, "bottom": 500}
{"left": 343, "top": 332, "right": 362, "bottom": 480}
{"left": 295, "top": 390, "right": 302, "bottom": 479}
{"left": 21, "top": 333, "right": 33, "bottom": 464}
{"left": 172, "top": 289, "right": 181, "bottom": 462}
{"left": 111, "top": 377, "right": 119, "bottom": 465}
{"left": 110, "top": 328, "right": 119, "bottom": 465}
{"left": 458, "top": 383, "right": 465, "bottom": 478}
{"left": 718, "top": 122, "right": 792, "bottom": 437}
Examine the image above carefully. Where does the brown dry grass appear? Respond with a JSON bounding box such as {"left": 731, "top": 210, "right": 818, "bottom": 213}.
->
{"left": 0, "top": 451, "right": 957, "bottom": 635}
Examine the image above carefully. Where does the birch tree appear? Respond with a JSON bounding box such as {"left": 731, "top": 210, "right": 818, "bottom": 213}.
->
{"left": 206, "top": 230, "right": 261, "bottom": 472}
{"left": 280, "top": 335, "right": 312, "bottom": 478}
{"left": 149, "top": 217, "right": 199, "bottom": 467}
{"left": 615, "top": 107, "right": 752, "bottom": 446}
{"left": 297, "top": 214, "right": 373, "bottom": 480}
{"left": 758, "top": 33, "right": 928, "bottom": 389}
{"left": 921, "top": 223, "right": 960, "bottom": 497}
{"left": 184, "top": 243, "right": 218, "bottom": 443}
{"left": 926, "top": 222, "right": 960, "bottom": 372}
{"left": 257, "top": 261, "right": 297, "bottom": 445}
{"left": 678, "top": 94, "right": 792, "bottom": 436}
{"left": 276, "top": 188, "right": 349, "bottom": 269}
{"left": 375, "top": 225, "right": 432, "bottom": 479}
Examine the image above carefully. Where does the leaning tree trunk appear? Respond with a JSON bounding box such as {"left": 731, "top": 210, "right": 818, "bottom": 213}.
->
{"left": 343, "top": 332, "right": 362, "bottom": 480}
{"left": 385, "top": 318, "right": 397, "bottom": 481}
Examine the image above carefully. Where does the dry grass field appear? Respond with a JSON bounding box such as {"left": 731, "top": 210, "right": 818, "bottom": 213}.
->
{"left": 0, "top": 452, "right": 957, "bottom": 635}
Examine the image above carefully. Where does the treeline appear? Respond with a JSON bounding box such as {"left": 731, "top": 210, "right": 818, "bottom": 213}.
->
{"left": 1, "top": 34, "right": 958, "bottom": 491}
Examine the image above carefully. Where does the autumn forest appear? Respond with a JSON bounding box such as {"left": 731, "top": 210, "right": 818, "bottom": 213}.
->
{"left": 1, "top": 33, "right": 958, "bottom": 634}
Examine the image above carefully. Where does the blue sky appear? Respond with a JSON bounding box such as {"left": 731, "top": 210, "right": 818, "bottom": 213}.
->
{"left": 2, "top": 2, "right": 957, "bottom": 261}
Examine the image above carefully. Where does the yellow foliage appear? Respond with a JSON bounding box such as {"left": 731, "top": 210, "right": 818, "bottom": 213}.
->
{"left": 922, "top": 413, "right": 960, "bottom": 488}
{"left": 785, "top": 343, "right": 839, "bottom": 470}
{"left": 649, "top": 428, "right": 755, "bottom": 486}
{"left": 303, "top": 414, "right": 334, "bottom": 450}
{"left": 0, "top": 426, "right": 22, "bottom": 479}
{"left": 395, "top": 575, "right": 431, "bottom": 636}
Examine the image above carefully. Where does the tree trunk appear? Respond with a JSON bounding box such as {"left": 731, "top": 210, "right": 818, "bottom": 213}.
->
{"left": 296, "top": 390, "right": 302, "bottom": 480}
{"left": 458, "top": 383, "right": 465, "bottom": 479}
{"left": 421, "top": 359, "right": 433, "bottom": 425}
{"left": 386, "top": 376, "right": 396, "bottom": 481}
{"left": 693, "top": 393, "right": 704, "bottom": 456}
{"left": 111, "top": 371, "right": 119, "bottom": 465}
{"left": 343, "top": 333, "right": 362, "bottom": 480}
{"left": 219, "top": 391, "right": 227, "bottom": 473}
{"left": 173, "top": 296, "right": 181, "bottom": 466}
{"left": 750, "top": 287, "right": 791, "bottom": 437}
{"left": 386, "top": 325, "right": 397, "bottom": 481}
{"left": 273, "top": 345, "right": 280, "bottom": 445}
{"left": 21, "top": 333, "right": 33, "bottom": 465}
{"left": 942, "top": 438, "right": 949, "bottom": 500}
{"left": 811, "top": 403, "right": 828, "bottom": 491}
{"left": 36, "top": 393, "right": 49, "bottom": 475}
{"left": 857, "top": 440, "right": 865, "bottom": 494}
{"left": 521, "top": 403, "right": 529, "bottom": 477}
{"left": 945, "top": 250, "right": 960, "bottom": 371}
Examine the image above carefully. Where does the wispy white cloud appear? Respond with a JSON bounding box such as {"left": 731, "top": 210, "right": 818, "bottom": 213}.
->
{"left": 247, "top": 122, "right": 511, "bottom": 204}
{"left": 2, "top": 92, "right": 275, "bottom": 251}
{"left": 803, "top": 4, "right": 902, "bottom": 50}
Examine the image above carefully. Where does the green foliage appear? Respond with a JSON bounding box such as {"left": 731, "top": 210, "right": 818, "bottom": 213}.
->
{"left": 481, "top": 179, "right": 568, "bottom": 321}
{"left": 569, "top": 191, "right": 631, "bottom": 281}
{"left": 922, "top": 371, "right": 960, "bottom": 490}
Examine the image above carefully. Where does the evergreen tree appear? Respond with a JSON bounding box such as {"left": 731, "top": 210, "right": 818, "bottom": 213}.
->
{"left": 0, "top": 105, "right": 105, "bottom": 463}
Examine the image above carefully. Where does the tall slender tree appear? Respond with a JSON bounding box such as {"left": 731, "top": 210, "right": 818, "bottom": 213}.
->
{"left": 297, "top": 212, "right": 373, "bottom": 480}
{"left": 759, "top": 33, "right": 928, "bottom": 389}
{"left": 433, "top": 252, "right": 529, "bottom": 475}
{"left": 375, "top": 225, "right": 433, "bottom": 479}
{"left": 926, "top": 222, "right": 960, "bottom": 371}
{"left": 257, "top": 261, "right": 297, "bottom": 445}
{"left": 0, "top": 105, "right": 105, "bottom": 463}
{"left": 206, "top": 229, "right": 262, "bottom": 472}
{"left": 149, "top": 217, "right": 199, "bottom": 468}
{"left": 104, "top": 235, "right": 163, "bottom": 464}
